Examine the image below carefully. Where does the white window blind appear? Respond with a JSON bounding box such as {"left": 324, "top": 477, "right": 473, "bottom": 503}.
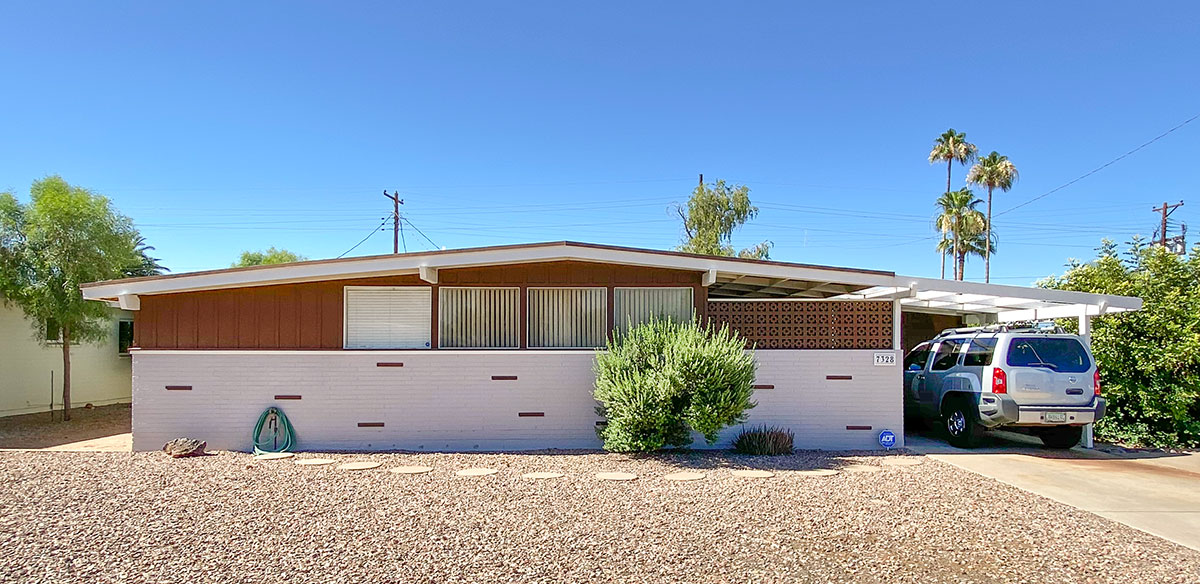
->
{"left": 439, "top": 287, "right": 520, "bottom": 348}
{"left": 528, "top": 288, "right": 607, "bottom": 348}
{"left": 344, "top": 287, "right": 431, "bottom": 349}
{"left": 614, "top": 287, "right": 694, "bottom": 332}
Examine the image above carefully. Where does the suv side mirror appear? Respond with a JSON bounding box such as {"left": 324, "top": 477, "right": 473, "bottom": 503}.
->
{"left": 908, "top": 363, "right": 922, "bottom": 371}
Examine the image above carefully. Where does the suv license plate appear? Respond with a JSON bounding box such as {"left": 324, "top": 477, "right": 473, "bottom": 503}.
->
{"left": 1044, "top": 412, "right": 1068, "bottom": 423}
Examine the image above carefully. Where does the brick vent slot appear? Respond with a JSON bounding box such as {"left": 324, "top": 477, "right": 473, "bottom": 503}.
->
{"left": 751, "top": 384, "right": 775, "bottom": 390}
{"left": 376, "top": 362, "right": 404, "bottom": 367}
{"left": 357, "top": 422, "right": 385, "bottom": 428}
{"left": 274, "top": 395, "right": 302, "bottom": 400}
{"left": 845, "top": 425, "right": 873, "bottom": 431}
{"left": 492, "top": 375, "right": 518, "bottom": 381}
{"left": 165, "top": 385, "right": 192, "bottom": 391}
{"left": 826, "top": 375, "right": 853, "bottom": 380}
{"left": 518, "top": 412, "right": 545, "bottom": 417}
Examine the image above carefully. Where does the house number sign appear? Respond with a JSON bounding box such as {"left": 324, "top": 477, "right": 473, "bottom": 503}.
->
{"left": 873, "top": 352, "right": 896, "bottom": 366}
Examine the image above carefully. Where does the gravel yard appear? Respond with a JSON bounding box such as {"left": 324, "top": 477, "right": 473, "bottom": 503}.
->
{"left": 2, "top": 449, "right": 1197, "bottom": 584}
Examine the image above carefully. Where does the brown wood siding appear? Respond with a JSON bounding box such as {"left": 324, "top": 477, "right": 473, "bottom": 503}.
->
{"left": 134, "top": 261, "right": 704, "bottom": 350}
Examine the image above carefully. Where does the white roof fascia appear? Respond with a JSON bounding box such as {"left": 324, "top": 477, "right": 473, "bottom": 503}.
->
{"left": 82, "top": 243, "right": 896, "bottom": 300}
{"left": 895, "top": 276, "right": 1142, "bottom": 312}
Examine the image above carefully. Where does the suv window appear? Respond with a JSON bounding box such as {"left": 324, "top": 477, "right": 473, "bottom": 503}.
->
{"left": 930, "top": 339, "right": 963, "bottom": 371}
{"left": 962, "top": 337, "right": 998, "bottom": 367}
{"left": 1006, "top": 337, "right": 1091, "bottom": 373}
{"left": 904, "top": 343, "right": 932, "bottom": 370}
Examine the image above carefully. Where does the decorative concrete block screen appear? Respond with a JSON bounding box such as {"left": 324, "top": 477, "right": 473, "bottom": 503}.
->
{"left": 706, "top": 300, "right": 893, "bottom": 349}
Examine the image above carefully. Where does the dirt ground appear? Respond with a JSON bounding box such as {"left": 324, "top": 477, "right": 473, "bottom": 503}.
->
{"left": 0, "top": 403, "right": 130, "bottom": 449}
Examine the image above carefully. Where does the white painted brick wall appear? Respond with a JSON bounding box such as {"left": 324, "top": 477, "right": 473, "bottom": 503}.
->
{"left": 131, "top": 349, "right": 902, "bottom": 452}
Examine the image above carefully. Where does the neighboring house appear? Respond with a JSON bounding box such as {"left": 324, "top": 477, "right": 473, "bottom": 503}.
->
{"left": 0, "top": 303, "right": 134, "bottom": 417}
{"left": 79, "top": 241, "right": 1141, "bottom": 452}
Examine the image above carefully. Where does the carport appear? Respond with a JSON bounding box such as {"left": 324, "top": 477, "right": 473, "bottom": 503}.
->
{"left": 834, "top": 276, "right": 1143, "bottom": 447}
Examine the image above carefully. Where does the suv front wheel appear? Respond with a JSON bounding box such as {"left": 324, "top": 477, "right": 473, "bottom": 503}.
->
{"left": 1036, "top": 426, "right": 1083, "bottom": 449}
{"left": 942, "top": 395, "right": 983, "bottom": 448}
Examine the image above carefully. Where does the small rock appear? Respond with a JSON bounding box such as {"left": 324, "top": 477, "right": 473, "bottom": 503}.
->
{"left": 162, "top": 438, "right": 206, "bottom": 458}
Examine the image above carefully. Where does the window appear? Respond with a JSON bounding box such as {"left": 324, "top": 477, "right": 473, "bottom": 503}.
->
{"left": 929, "top": 339, "right": 963, "bottom": 371}
{"left": 1006, "top": 337, "right": 1091, "bottom": 373}
{"left": 343, "top": 287, "right": 432, "bottom": 349}
{"left": 962, "top": 337, "right": 998, "bottom": 367}
{"left": 613, "top": 287, "right": 693, "bottom": 333}
{"left": 117, "top": 320, "right": 134, "bottom": 355}
{"left": 528, "top": 288, "right": 606, "bottom": 348}
{"left": 438, "top": 287, "right": 519, "bottom": 348}
{"left": 904, "top": 342, "right": 931, "bottom": 370}
{"left": 45, "top": 317, "right": 61, "bottom": 343}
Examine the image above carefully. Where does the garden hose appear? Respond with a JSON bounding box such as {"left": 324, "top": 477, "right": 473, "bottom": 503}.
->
{"left": 252, "top": 406, "right": 296, "bottom": 454}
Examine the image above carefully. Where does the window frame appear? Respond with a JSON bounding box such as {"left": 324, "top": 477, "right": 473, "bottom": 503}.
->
{"left": 437, "top": 286, "right": 521, "bottom": 350}
{"left": 526, "top": 286, "right": 608, "bottom": 350}
{"left": 929, "top": 339, "right": 964, "bottom": 372}
{"left": 117, "top": 319, "right": 135, "bottom": 357}
{"left": 342, "top": 285, "right": 433, "bottom": 350}
{"left": 612, "top": 286, "right": 695, "bottom": 333}
{"left": 904, "top": 342, "right": 932, "bottom": 371}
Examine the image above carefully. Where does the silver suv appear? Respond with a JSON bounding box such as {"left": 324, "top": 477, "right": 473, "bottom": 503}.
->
{"left": 903, "top": 325, "right": 1106, "bottom": 448}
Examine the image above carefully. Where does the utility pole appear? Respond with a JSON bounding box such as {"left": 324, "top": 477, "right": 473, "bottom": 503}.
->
{"left": 698, "top": 173, "right": 703, "bottom": 186}
{"left": 1152, "top": 200, "right": 1184, "bottom": 248}
{"left": 384, "top": 190, "right": 405, "bottom": 254}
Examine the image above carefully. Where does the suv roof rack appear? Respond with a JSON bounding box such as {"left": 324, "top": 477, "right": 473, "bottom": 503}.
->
{"left": 934, "top": 323, "right": 1066, "bottom": 338}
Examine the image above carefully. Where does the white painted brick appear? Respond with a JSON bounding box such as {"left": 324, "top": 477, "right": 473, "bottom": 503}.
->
{"left": 131, "top": 349, "right": 902, "bottom": 452}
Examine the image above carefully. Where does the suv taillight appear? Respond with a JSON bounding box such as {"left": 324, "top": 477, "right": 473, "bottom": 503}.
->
{"left": 1094, "top": 368, "right": 1102, "bottom": 396}
{"left": 992, "top": 368, "right": 1007, "bottom": 394}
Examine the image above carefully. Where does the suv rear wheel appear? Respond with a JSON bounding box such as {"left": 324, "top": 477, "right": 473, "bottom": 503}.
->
{"left": 942, "top": 395, "right": 983, "bottom": 448}
{"left": 1036, "top": 426, "right": 1083, "bottom": 449}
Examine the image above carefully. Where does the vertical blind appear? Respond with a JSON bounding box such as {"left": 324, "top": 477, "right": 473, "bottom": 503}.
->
{"left": 528, "top": 288, "right": 606, "bottom": 348}
{"left": 614, "top": 287, "right": 694, "bottom": 332}
{"left": 344, "top": 287, "right": 432, "bottom": 349}
{"left": 439, "top": 287, "right": 520, "bottom": 348}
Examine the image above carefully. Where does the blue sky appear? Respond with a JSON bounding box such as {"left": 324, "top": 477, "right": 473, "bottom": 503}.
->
{"left": 1, "top": 2, "right": 1197, "bottom": 282}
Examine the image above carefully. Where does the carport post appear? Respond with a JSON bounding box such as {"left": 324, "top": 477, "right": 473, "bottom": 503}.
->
{"left": 1079, "top": 313, "right": 1095, "bottom": 449}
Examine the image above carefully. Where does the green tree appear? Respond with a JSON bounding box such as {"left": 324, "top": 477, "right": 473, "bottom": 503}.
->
{"left": 967, "top": 151, "right": 1019, "bottom": 283}
{"left": 933, "top": 188, "right": 986, "bottom": 280}
{"left": 675, "top": 179, "right": 772, "bottom": 259}
{"left": 1041, "top": 240, "right": 1200, "bottom": 447}
{"left": 233, "top": 247, "right": 307, "bottom": 267}
{"left": 0, "top": 176, "right": 139, "bottom": 421}
{"left": 928, "top": 128, "right": 978, "bottom": 195}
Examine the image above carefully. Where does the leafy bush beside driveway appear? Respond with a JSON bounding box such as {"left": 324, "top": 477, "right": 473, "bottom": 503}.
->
{"left": 593, "top": 318, "right": 757, "bottom": 452}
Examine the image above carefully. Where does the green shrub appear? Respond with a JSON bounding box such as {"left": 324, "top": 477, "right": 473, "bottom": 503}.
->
{"left": 1042, "top": 240, "right": 1200, "bottom": 448}
{"left": 732, "top": 425, "right": 795, "bottom": 455}
{"left": 593, "top": 318, "right": 757, "bottom": 452}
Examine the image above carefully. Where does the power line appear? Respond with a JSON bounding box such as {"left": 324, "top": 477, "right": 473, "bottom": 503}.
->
{"left": 401, "top": 217, "right": 441, "bottom": 250}
{"left": 996, "top": 112, "right": 1200, "bottom": 217}
{"left": 336, "top": 217, "right": 390, "bottom": 259}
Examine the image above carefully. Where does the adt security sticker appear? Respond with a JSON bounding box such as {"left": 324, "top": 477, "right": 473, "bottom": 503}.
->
{"left": 878, "top": 429, "right": 897, "bottom": 449}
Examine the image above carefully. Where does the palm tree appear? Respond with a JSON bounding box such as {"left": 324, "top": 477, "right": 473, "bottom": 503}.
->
{"left": 937, "top": 232, "right": 952, "bottom": 279}
{"left": 123, "top": 235, "right": 168, "bottom": 277}
{"left": 956, "top": 226, "right": 997, "bottom": 282}
{"left": 928, "top": 129, "right": 978, "bottom": 195}
{"left": 967, "top": 151, "right": 1018, "bottom": 283}
{"left": 934, "top": 189, "right": 986, "bottom": 280}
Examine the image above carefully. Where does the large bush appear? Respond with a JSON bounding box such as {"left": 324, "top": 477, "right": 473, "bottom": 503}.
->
{"left": 593, "top": 318, "right": 757, "bottom": 452}
{"left": 1041, "top": 240, "right": 1200, "bottom": 447}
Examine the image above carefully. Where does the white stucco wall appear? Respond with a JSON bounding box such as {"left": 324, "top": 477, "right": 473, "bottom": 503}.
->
{"left": 0, "top": 304, "right": 134, "bottom": 417}
{"left": 131, "top": 349, "right": 903, "bottom": 452}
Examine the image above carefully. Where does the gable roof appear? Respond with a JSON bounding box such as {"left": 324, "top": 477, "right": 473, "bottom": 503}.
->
{"left": 80, "top": 240, "right": 1142, "bottom": 322}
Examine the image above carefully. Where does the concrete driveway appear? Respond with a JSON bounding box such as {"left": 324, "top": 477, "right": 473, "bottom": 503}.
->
{"left": 907, "top": 430, "right": 1200, "bottom": 551}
